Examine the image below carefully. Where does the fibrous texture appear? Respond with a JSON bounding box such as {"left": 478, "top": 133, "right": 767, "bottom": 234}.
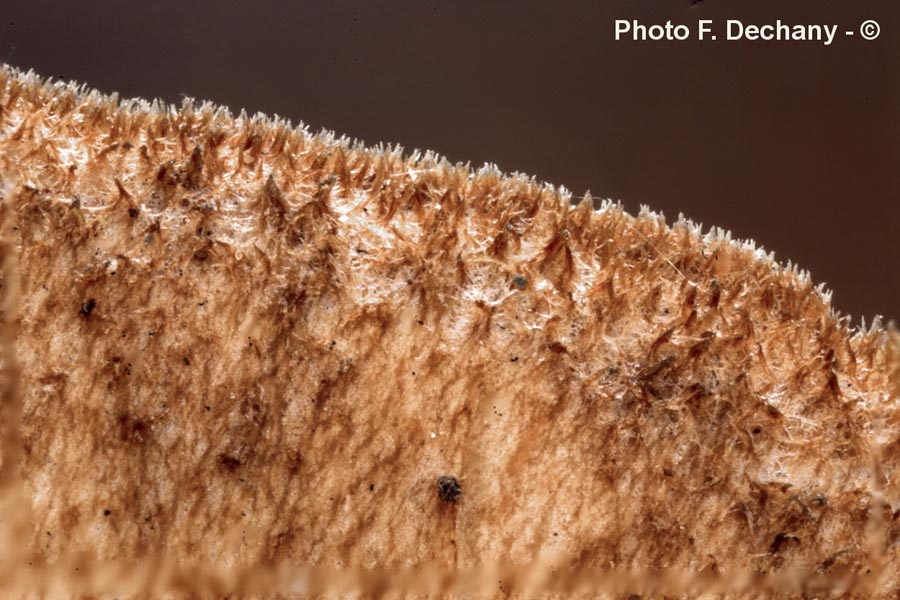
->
{"left": 0, "top": 66, "right": 898, "bottom": 597}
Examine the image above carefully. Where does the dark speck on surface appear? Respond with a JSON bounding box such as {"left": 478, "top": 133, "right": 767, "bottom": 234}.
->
{"left": 436, "top": 475, "right": 461, "bottom": 503}
{"left": 80, "top": 298, "right": 96, "bottom": 317}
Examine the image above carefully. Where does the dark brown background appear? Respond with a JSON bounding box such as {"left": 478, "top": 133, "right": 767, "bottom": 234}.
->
{"left": 2, "top": 0, "right": 897, "bottom": 323}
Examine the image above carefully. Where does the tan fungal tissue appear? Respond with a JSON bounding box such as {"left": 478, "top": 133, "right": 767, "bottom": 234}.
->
{"left": 0, "top": 66, "right": 898, "bottom": 597}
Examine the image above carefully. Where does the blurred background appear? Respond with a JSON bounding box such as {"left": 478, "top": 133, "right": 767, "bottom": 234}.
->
{"left": 2, "top": 0, "right": 897, "bottom": 322}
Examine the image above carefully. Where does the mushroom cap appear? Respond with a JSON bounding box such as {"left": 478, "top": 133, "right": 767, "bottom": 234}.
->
{"left": 1, "top": 66, "right": 898, "bottom": 596}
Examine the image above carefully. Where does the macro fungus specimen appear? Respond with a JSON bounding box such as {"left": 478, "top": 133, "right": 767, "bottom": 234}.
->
{"left": 0, "top": 66, "right": 898, "bottom": 597}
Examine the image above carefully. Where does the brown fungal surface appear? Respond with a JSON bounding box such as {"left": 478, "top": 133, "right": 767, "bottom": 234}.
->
{"left": 0, "top": 66, "right": 899, "bottom": 597}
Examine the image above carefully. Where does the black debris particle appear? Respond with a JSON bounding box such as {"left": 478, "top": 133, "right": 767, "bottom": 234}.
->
{"left": 103, "top": 509, "right": 111, "bottom": 516}
{"left": 436, "top": 475, "right": 461, "bottom": 503}
{"left": 128, "top": 207, "right": 140, "bottom": 218}
{"left": 512, "top": 274, "right": 528, "bottom": 290}
{"left": 80, "top": 298, "right": 96, "bottom": 318}
{"left": 369, "top": 484, "right": 375, "bottom": 491}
